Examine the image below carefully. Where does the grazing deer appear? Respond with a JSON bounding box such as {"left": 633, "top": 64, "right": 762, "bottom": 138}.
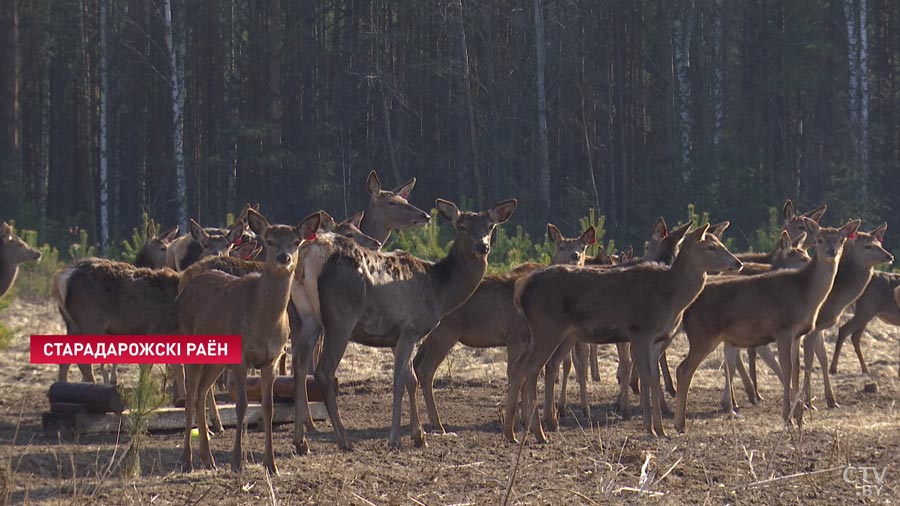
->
{"left": 412, "top": 223, "right": 595, "bottom": 433}
{"left": 176, "top": 209, "right": 320, "bottom": 475}
{"left": 166, "top": 218, "right": 245, "bottom": 271}
{"left": 507, "top": 223, "right": 742, "bottom": 442}
{"left": 829, "top": 271, "right": 900, "bottom": 377}
{"left": 798, "top": 224, "right": 892, "bottom": 407}
{"left": 736, "top": 200, "right": 825, "bottom": 264}
{"left": 675, "top": 218, "right": 859, "bottom": 433}
{"left": 719, "top": 231, "right": 811, "bottom": 411}
{"left": 359, "top": 171, "right": 431, "bottom": 245}
{"left": 290, "top": 199, "right": 517, "bottom": 452}
{"left": 0, "top": 221, "right": 41, "bottom": 298}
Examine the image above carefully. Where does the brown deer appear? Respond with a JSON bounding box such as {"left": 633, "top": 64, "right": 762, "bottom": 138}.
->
{"left": 829, "top": 271, "right": 900, "bottom": 377}
{"left": 359, "top": 170, "right": 431, "bottom": 245}
{"left": 507, "top": 223, "right": 742, "bottom": 442}
{"left": 675, "top": 218, "right": 859, "bottom": 433}
{"left": 319, "top": 211, "right": 383, "bottom": 250}
{"left": 176, "top": 209, "right": 320, "bottom": 475}
{"left": 719, "top": 230, "right": 811, "bottom": 412}
{"left": 412, "top": 223, "right": 595, "bottom": 433}
{"left": 166, "top": 218, "right": 245, "bottom": 271}
{"left": 797, "top": 224, "right": 892, "bottom": 408}
{"left": 134, "top": 220, "right": 179, "bottom": 269}
{"left": 0, "top": 221, "right": 41, "bottom": 298}
{"left": 735, "top": 200, "right": 825, "bottom": 264}
{"left": 290, "top": 198, "right": 516, "bottom": 452}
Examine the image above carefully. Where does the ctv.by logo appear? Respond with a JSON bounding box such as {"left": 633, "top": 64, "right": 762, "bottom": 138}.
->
{"left": 843, "top": 465, "right": 888, "bottom": 496}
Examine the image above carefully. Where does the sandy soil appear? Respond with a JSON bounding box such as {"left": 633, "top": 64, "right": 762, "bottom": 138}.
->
{"left": 1, "top": 296, "right": 898, "bottom": 505}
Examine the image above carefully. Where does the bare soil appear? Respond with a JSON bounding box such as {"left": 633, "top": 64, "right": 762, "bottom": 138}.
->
{"left": 1, "top": 297, "right": 898, "bottom": 505}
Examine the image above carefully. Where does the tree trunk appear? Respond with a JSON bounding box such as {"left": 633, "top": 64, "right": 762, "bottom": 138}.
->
{"left": 533, "top": 0, "right": 552, "bottom": 216}
{"left": 0, "top": 0, "right": 20, "bottom": 211}
{"left": 164, "top": 0, "right": 189, "bottom": 232}
{"left": 673, "top": 3, "right": 693, "bottom": 192}
{"left": 858, "top": 0, "right": 870, "bottom": 208}
{"left": 456, "top": 0, "right": 484, "bottom": 210}
{"left": 98, "top": 0, "right": 109, "bottom": 253}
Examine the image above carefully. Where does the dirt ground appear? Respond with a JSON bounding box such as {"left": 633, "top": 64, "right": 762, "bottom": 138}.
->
{"left": 1, "top": 296, "right": 898, "bottom": 505}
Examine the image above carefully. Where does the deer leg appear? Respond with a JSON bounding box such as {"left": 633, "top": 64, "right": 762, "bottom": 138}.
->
{"left": 260, "top": 361, "right": 279, "bottom": 475}
{"left": 629, "top": 338, "right": 656, "bottom": 436}
{"left": 277, "top": 353, "right": 287, "bottom": 376}
{"left": 504, "top": 325, "right": 558, "bottom": 444}
{"left": 553, "top": 349, "right": 572, "bottom": 424}
{"left": 402, "top": 344, "right": 427, "bottom": 448}
{"left": 180, "top": 364, "right": 201, "bottom": 473}
{"left": 195, "top": 365, "right": 224, "bottom": 470}
{"left": 572, "top": 342, "right": 590, "bottom": 417}
{"left": 77, "top": 364, "right": 95, "bottom": 383}
{"left": 315, "top": 317, "right": 354, "bottom": 451}
{"left": 412, "top": 328, "right": 458, "bottom": 434}
{"left": 206, "top": 375, "right": 223, "bottom": 434}
{"left": 720, "top": 344, "right": 739, "bottom": 413}
{"left": 673, "top": 332, "right": 720, "bottom": 434}
{"left": 503, "top": 343, "right": 529, "bottom": 443}
{"left": 230, "top": 363, "right": 249, "bottom": 473}
{"left": 172, "top": 364, "right": 186, "bottom": 405}
{"left": 589, "top": 344, "right": 600, "bottom": 382}
{"left": 733, "top": 347, "right": 756, "bottom": 407}
{"left": 814, "top": 332, "right": 837, "bottom": 408}
{"left": 659, "top": 351, "right": 676, "bottom": 398}
{"left": 851, "top": 328, "right": 869, "bottom": 374}
{"left": 544, "top": 340, "right": 574, "bottom": 430}
{"left": 802, "top": 331, "right": 820, "bottom": 409}
{"left": 505, "top": 339, "right": 532, "bottom": 429}
{"left": 292, "top": 316, "right": 322, "bottom": 454}
{"left": 615, "top": 342, "right": 632, "bottom": 419}
{"left": 57, "top": 365, "right": 69, "bottom": 382}
{"left": 388, "top": 333, "right": 420, "bottom": 449}
{"left": 748, "top": 347, "right": 761, "bottom": 401}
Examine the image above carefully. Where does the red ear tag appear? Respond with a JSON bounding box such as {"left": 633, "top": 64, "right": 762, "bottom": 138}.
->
{"left": 233, "top": 237, "right": 244, "bottom": 246}
{"left": 590, "top": 238, "right": 597, "bottom": 245}
{"left": 304, "top": 232, "right": 317, "bottom": 241}
{"left": 848, "top": 232, "right": 857, "bottom": 240}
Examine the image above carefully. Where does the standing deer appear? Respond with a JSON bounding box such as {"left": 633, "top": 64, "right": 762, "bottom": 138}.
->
{"left": 735, "top": 200, "right": 825, "bottom": 263}
{"left": 134, "top": 220, "right": 179, "bottom": 269}
{"left": 675, "top": 218, "right": 859, "bottom": 433}
{"left": 798, "top": 224, "right": 892, "bottom": 408}
{"left": 412, "top": 223, "right": 596, "bottom": 433}
{"left": 829, "top": 271, "right": 900, "bottom": 378}
{"left": 166, "top": 218, "right": 245, "bottom": 271}
{"left": 507, "top": 223, "right": 742, "bottom": 442}
{"left": 290, "top": 198, "right": 517, "bottom": 452}
{"left": 0, "top": 222, "right": 42, "bottom": 298}
{"left": 359, "top": 171, "right": 431, "bottom": 245}
{"left": 176, "top": 209, "right": 320, "bottom": 475}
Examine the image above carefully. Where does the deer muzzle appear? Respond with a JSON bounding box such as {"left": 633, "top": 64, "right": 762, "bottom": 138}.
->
{"left": 475, "top": 242, "right": 490, "bottom": 256}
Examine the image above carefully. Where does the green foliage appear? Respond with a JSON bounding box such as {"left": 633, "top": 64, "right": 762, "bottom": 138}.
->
{"left": 749, "top": 206, "right": 782, "bottom": 254}
{"left": 386, "top": 208, "right": 451, "bottom": 260}
{"left": 121, "top": 364, "right": 166, "bottom": 479}
{"left": 578, "top": 208, "right": 614, "bottom": 258}
{"left": 119, "top": 213, "right": 154, "bottom": 264}
{"left": 67, "top": 229, "right": 98, "bottom": 260}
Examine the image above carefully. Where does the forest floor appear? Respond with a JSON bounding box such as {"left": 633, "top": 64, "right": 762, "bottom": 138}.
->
{"left": 0, "top": 296, "right": 898, "bottom": 505}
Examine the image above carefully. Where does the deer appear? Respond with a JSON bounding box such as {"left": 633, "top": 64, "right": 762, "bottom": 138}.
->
{"left": 735, "top": 200, "right": 825, "bottom": 264}
{"left": 166, "top": 218, "right": 246, "bottom": 271}
{"left": 319, "top": 211, "right": 383, "bottom": 250}
{"left": 289, "top": 198, "right": 517, "bottom": 453}
{"left": 719, "top": 230, "right": 811, "bottom": 412}
{"left": 176, "top": 209, "right": 320, "bottom": 475}
{"left": 829, "top": 271, "right": 900, "bottom": 378}
{"left": 359, "top": 170, "right": 431, "bottom": 246}
{"left": 0, "top": 221, "right": 42, "bottom": 298}
{"left": 506, "top": 223, "right": 742, "bottom": 442}
{"left": 796, "top": 224, "right": 893, "bottom": 408}
{"left": 411, "top": 223, "right": 596, "bottom": 434}
{"left": 675, "top": 218, "right": 859, "bottom": 433}
{"left": 134, "top": 220, "right": 179, "bottom": 269}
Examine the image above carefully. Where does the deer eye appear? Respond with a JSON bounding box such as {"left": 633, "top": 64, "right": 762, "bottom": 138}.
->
{"left": 707, "top": 245, "right": 716, "bottom": 251}
{"left": 294, "top": 240, "right": 301, "bottom": 246}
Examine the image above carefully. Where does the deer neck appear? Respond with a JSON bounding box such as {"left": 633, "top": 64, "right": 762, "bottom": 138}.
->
{"left": 360, "top": 205, "right": 392, "bottom": 246}
{"left": 824, "top": 253, "right": 874, "bottom": 314}
{"left": 799, "top": 254, "right": 841, "bottom": 309}
{"left": 432, "top": 239, "right": 487, "bottom": 314}
{"left": 668, "top": 251, "right": 709, "bottom": 307}
{"left": 254, "top": 264, "right": 295, "bottom": 325}
{"left": 0, "top": 250, "right": 18, "bottom": 298}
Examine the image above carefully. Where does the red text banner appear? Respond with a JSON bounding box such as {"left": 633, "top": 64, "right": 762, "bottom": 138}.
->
{"left": 30, "top": 335, "right": 242, "bottom": 364}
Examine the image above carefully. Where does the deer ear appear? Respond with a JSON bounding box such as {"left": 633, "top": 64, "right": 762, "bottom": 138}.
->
{"left": 160, "top": 225, "right": 180, "bottom": 243}
{"left": 870, "top": 222, "right": 888, "bottom": 242}
{"left": 318, "top": 211, "right": 337, "bottom": 233}
{"left": 653, "top": 217, "right": 668, "bottom": 239}
{"left": 146, "top": 219, "right": 156, "bottom": 239}
{"left": 547, "top": 223, "right": 564, "bottom": 244}
{"left": 804, "top": 204, "right": 827, "bottom": 224}
{"left": 689, "top": 222, "right": 709, "bottom": 241}
{"left": 579, "top": 226, "right": 597, "bottom": 246}
{"left": 346, "top": 211, "right": 365, "bottom": 228}
{"left": 435, "top": 199, "right": 460, "bottom": 224}
{"left": 366, "top": 170, "right": 382, "bottom": 198}
{"left": 237, "top": 203, "right": 252, "bottom": 223}
{"left": 394, "top": 177, "right": 416, "bottom": 200}
{"left": 296, "top": 212, "right": 322, "bottom": 241}
{"left": 708, "top": 221, "right": 730, "bottom": 239}
{"left": 783, "top": 199, "right": 796, "bottom": 221}
{"left": 777, "top": 230, "right": 791, "bottom": 251}
{"left": 247, "top": 209, "right": 270, "bottom": 237}
{"left": 189, "top": 219, "right": 208, "bottom": 242}
{"left": 0, "top": 222, "right": 10, "bottom": 236}
{"left": 594, "top": 248, "right": 610, "bottom": 263}
{"left": 226, "top": 219, "right": 246, "bottom": 244}
{"left": 488, "top": 199, "right": 517, "bottom": 224}
{"left": 841, "top": 219, "right": 862, "bottom": 239}
{"left": 791, "top": 232, "right": 807, "bottom": 249}
{"left": 670, "top": 221, "right": 693, "bottom": 243}
{"left": 622, "top": 244, "right": 634, "bottom": 261}
{"left": 800, "top": 216, "right": 821, "bottom": 236}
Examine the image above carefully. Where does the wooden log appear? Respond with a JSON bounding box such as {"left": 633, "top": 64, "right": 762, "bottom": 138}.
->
{"left": 41, "top": 402, "right": 329, "bottom": 437}
{"left": 229, "top": 375, "right": 328, "bottom": 403}
{"left": 47, "top": 382, "right": 126, "bottom": 414}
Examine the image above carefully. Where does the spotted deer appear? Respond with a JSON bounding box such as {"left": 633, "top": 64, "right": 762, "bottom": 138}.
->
{"left": 676, "top": 218, "right": 859, "bottom": 433}
{"left": 290, "top": 199, "right": 517, "bottom": 452}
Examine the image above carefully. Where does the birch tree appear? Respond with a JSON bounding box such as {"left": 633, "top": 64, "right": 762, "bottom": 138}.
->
{"left": 98, "top": 0, "right": 109, "bottom": 253}
{"left": 164, "top": 0, "right": 188, "bottom": 232}
{"left": 673, "top": 2, "right": 694, "bottom": 190}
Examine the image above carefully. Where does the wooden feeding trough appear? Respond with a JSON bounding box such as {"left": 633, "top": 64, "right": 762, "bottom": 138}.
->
{"left": 42, "top": 376, "right": 330, "bottom": 437}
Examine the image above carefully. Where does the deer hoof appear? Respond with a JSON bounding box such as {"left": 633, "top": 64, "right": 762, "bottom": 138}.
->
{"left": 230, "top": 461, "right": 243, "bottom": 474}
{"left": 294, "top": 438, "right": 310, "bottom": 456}
{"left": 264, "top": 462, "right": 279, "bottom": 476}
{"left": 413, "top": 432, "right": 427, "bottom": 448}
{"left": 388, "top": 439, "right": 402, "bottom": 451}
{"left": 827, "top": 400, "right": 839, "bottom": 409}
{"left": 180, "top": 460, "right": 193, "bottom": 473}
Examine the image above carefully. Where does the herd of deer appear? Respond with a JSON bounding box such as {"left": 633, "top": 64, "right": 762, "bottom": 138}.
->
{"left": 0, "top": 171, "right": 897, "bottom": 476}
